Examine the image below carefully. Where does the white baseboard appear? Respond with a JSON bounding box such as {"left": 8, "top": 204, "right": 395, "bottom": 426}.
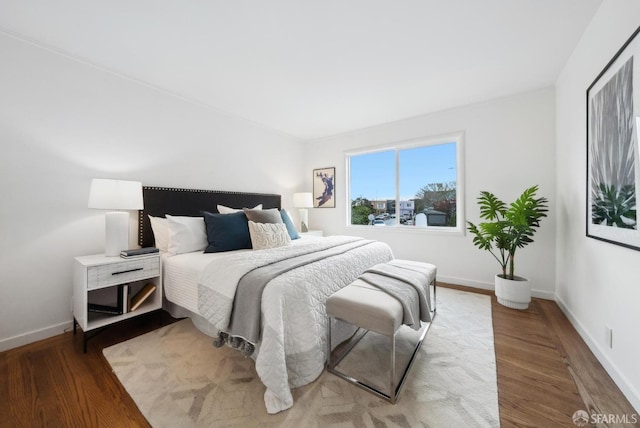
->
{"left": 437, "top": 275, "right": 494, "bottom": 291}
{"left": 438, "top": 275, "right": 555, "bottom": 300}
{"left": 555, "top": 296, "right": 640, "bottom": 413}
{"left": 531, "top": 289, "right": 555, "bottom": 300}
{"left": 0, "top": 320, "right": 73, "bottom": 353}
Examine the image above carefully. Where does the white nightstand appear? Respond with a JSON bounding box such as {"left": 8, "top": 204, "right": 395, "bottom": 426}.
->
{"left": 73, "top": 253, "right": 162, "bottom": 352}
{"left": 300, "top": 230, "right": 323, "bottom": 237}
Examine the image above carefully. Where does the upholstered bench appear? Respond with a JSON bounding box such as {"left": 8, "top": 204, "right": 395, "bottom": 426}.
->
{"left": 326, "top": 260, "right": 436, "bottom": 403}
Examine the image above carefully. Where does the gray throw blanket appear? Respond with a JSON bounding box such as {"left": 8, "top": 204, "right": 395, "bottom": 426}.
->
{"left": 359, "top": 262, "right": 432, "bottom": 330}
{"left": 214, "top": 239, "right": 376, "bottom": 355}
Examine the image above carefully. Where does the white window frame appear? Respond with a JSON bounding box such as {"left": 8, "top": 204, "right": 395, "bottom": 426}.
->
{"left": 345, "top": 131, "right": 465, "bottom": 235}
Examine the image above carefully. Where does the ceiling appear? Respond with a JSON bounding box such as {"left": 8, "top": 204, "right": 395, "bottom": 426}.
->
{"left": 0, "top": 0, "right": 601, "bottom": 140}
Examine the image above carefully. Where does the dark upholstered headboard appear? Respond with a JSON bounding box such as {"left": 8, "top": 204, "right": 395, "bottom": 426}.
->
{"left": 138, "top": 186, "right": 282, "bottom": 247}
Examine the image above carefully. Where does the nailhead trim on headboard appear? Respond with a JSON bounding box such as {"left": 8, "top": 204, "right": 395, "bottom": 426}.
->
{"left": 138, "top": 186, "right": 282, "bottom": 248}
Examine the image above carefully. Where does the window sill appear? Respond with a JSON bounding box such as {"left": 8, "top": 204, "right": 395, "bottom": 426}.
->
{"left": 346, "top": 224, "right": 466, "bottom": 237}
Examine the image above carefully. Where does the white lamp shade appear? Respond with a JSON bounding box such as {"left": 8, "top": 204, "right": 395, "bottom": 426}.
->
{"left": 88, "top": 179, "right": 143, "bottom": 210}
{"left": 293, "top": 192, "right": 313, "bottom": 208}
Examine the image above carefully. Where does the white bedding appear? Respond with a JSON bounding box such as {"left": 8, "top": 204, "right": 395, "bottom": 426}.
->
{"left": 162, "top": 236, "right": 320, "bottom": 312}
{"left": 163, "top": 250, "right": 246, "bottom": 313}
{"left": 162, "top": 235, "right": 394, "bottom": 414}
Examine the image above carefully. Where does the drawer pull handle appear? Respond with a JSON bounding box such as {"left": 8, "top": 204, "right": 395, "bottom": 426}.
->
{"left": 112, "top": 267, "right": 144, "bottom": 276}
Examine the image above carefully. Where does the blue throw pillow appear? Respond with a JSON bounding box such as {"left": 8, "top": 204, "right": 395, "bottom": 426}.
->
{"left": 280, "top": 209, "right": 300, "bottom": 240}
{"left": 203, "top": 211, "right": 252, "bottom": 252}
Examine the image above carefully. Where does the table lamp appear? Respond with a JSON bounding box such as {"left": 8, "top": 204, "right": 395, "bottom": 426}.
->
{"left": 88, "top": 178, "right": 143, "bottom": 256}
{"left": 293, "top": 192, "right": 313, "bottom": 233}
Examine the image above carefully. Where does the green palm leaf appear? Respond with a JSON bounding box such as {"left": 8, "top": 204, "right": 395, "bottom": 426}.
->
{"left": 467, "top": 186, "right": 548, "bottom": 279}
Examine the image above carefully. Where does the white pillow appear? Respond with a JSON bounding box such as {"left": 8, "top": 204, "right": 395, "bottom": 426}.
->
{"left": 217, "top": 203, "right": 262, "bottom": 214}
{"left": 148, "top": 215, "right": 169, "bottom": 252}
{"left": 166, "top": 215, "right": 208, "bottom": 254}
{"left": 248, "top": 221, "right": 291, "bottom": 250}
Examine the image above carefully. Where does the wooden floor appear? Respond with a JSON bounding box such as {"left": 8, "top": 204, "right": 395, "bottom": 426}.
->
{"left": 1, "top": 285, "right": 636, "bottom": 428}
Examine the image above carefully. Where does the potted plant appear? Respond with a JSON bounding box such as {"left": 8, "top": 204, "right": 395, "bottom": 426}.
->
{"left": 467, "top": 185, "right": 548, "bottom": 309}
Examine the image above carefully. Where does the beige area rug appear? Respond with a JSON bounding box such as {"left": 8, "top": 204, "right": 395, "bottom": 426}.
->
{"left": 103, "top": 287, "right": 499, "bottom": 427}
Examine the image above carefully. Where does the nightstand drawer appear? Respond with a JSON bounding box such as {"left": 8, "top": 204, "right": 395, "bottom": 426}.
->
{"left": 87, "top": 257, "right": 160, "bottom": 290}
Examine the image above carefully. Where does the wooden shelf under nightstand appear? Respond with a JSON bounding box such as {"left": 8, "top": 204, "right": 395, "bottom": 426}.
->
{"left": 72, "top": 253, "right": 162, "bottom": 353}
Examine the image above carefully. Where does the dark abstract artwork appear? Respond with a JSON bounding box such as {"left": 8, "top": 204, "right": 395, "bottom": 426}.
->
{"left": 587, "top": 26, "right": 640, "bottom": 250}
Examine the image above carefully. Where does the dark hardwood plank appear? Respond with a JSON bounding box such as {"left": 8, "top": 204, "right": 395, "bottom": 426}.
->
{"left": 0, "top": 313, "right": 170, "bottom": 428}
{"left": 1, "top": 287, "right": 636, "bottom": 428}
{"left": 491, "top": 294, "right": 637, "bottom": 428}
{"left": 536, "top": 299, "right": 636, "bottom": 425}
{"left": 493, "top": 297, "right": 585, "bottom": 427}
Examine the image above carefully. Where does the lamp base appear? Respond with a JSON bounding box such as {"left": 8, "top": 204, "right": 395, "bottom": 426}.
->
{"left": 105, "top": 211, "right": 130, "bottom": 256}
{"left": 298, "top": 208, "right": 309, "bottom": 233}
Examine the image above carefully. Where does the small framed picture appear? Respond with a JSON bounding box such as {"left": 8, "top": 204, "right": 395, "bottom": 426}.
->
{"left": 313, "top": 167, "right": 335, "bottom": 208}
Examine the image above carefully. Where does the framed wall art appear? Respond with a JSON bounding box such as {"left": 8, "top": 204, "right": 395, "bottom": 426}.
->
{"left": 313, "top": 167, "right": 335, "bottom": 208}
{"left": 587, "top": 26, "right": 640, "bottom": 250}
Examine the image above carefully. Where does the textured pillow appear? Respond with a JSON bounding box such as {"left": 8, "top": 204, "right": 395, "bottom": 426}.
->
{"left": 217, "top": 203, "right": 262, "bottom": 214}
{"left": 148, "top": 215, "right": 169, "bottom": 252}
{"left": 248, "top": 221, "right": 291, "bottom": 250}
{"left": 243, "top": 207, "right": 283, "bottom": 224}
{"left": 280, "top": 209, "right": 300, "bottom": 240}
{"left": 165, "top": 215, "right": 208, "bottom": 254}
{"left": 203, "top": 211, "right": 252, "bottom": 253}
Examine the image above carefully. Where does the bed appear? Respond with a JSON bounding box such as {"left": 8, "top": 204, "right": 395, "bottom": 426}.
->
{"left": 138, "top": 186, "right": 394, "bottom": 413}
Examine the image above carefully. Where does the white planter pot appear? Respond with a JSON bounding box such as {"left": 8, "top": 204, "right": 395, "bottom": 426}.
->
{"left": 495, "top": 274, "right": 531, "bottom": 310}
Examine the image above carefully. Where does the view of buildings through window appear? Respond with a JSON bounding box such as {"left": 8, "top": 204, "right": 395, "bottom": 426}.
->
{"left": 348, "top": 138, "right": 460, "bottom": 228}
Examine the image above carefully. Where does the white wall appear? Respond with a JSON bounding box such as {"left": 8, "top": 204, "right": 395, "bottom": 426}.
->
{"left": 303, "top": 88, "right": 557, "bottom": 298}
{"left": 0, "top": 33, "right": 304, "bottom": 351}
{"left": 556, "top": 0, "right": 640, "bottom": 412}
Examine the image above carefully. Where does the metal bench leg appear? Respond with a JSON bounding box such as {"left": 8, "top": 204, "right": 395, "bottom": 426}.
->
{"left": 433, "top": 277, "right": 437, "bottom": 313}
{"left": 326, "top": 317, "right": 332, "bottom": 368}
{"left": 390, "top": 333, "right": 396, "bottom": 403}
{"left": 327, "top": 317, "right": 431, "bottom": 404}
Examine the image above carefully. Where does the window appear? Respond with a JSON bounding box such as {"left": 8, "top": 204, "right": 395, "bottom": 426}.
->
{"left": 346, "top": 132, "right": 464, "bottom": 233}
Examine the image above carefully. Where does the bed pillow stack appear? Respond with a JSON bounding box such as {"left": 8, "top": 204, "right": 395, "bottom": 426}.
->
{"left": 149, "top": 205, "right": 300, "bottom": 254}
{"left": 166, "top": 215, "right": 208, "bottom": 254}
{"left": 148, "top": 214, "right": 208, "bottom": 255}
{"left": 203, "top": 211, "right": 253, "bottom": 253}
{"left": 216, "top": 204, "right": 262, "bottom": 214}
{"left": 148, "top": 215, "right": 170, "bottom": 252}
{"left": 247, "top": 222, "right": 291, "bottom": 250}
{"left": 203, "top": 206, "right": 284, "bottom": 253}
{"left": 280, "top": 209, "right": 300, "bottom": 240}
{"left": 244, "top": 208, "right": 291, "bottom": 250}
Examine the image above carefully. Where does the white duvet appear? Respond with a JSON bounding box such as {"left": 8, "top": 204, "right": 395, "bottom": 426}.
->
{"left": 197, "top": 236, "right": 393, "bottom": 413}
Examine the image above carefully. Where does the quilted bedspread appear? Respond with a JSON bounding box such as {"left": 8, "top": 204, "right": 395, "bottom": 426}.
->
{"left": 197, "top": 236, "right": 394, "bottom": 413}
